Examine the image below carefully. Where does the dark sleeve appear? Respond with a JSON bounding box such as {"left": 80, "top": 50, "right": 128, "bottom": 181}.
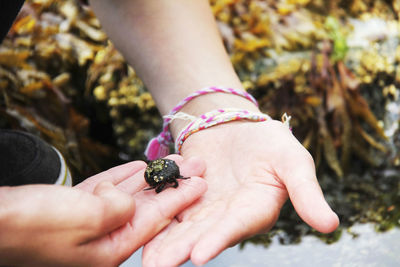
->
{"left": 0, "top": 0, "right": 25, "bottom": 43}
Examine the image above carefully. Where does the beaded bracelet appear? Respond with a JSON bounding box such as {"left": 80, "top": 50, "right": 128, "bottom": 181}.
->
{"left": 144, "top": 86, "right": 259, "bottom": 160}
{"left": 174, "top": 108, "right": 273, "bottom": 154}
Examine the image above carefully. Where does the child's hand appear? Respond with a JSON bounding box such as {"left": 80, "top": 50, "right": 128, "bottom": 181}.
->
{"left": 143, "top": 121, "right": 339, "bottom": 266}
{"left": 0, "top": 156, "right": 207, "bottom": 267}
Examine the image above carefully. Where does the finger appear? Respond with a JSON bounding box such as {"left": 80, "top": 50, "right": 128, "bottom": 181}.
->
{"left": 176, "top": 156, "right": 206, "bottom": 178}
{"left": 75, "top": 161, "right": 147, "bottom": 192}
{"left": 142, "top": 219, "right": 180, "bottom": 265}
{"left": 116, "top": 156, "right": 206, "bottom": 195}
{"left": 133, "top": 176, "right": 207, "bottom": 243}
{"left": 88, "top": 181, "right": 136, "bottom": 240}
{"left": 142, "top": 195, "right": 227, "bottom": 267}
{"left": 190, "top": 187, "right": 284, "bottom": 266}
{"left": 143, "top": 217, "right": 208, "bottom": 267}
{"left": 279, "top": 150, "right": 339, "bottom": 233}
{"left": 87, "top": 176, "right": 207, "bottom": 266}
{"left": 140, "top": 176, "right": 208, "bottom": 267}
{"left": 288, "top": 177, "right": 339, "bottom": 233}
{"left": 164, "top": 154, "right": 206, "bottom": 178}
{"left": 116, "top": 168, "right": 147, "bottom": 194}
{"left": 164, "top": 154, "right": 184, "bottom": 162}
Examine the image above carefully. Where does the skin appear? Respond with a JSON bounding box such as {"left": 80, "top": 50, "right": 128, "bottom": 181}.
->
{"left": 0, "top": 156, "right": 207, "bottom": 267}
{"left": 89, "top": 0, "right": 340, "bottom": 266}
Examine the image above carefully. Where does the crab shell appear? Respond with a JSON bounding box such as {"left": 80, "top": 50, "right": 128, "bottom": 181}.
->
{"left": 144, "top": 159, "right": 183, "bottom": 187}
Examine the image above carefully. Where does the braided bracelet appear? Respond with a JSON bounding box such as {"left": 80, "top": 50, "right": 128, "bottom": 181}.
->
{"left": 144, "top": 86, "right": 258, "bottom": 160}
{"left": 174, "top": 108, "right": 273, "bottom": 154}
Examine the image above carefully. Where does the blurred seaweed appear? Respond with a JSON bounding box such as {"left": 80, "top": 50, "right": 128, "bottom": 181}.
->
{"left": 0, "top": 0, "right": 399, "bottom": 246}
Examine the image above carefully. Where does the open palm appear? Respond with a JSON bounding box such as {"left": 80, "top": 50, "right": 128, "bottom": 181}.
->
{"left": 143, "top": 120, "right": 339, "bottom": 266}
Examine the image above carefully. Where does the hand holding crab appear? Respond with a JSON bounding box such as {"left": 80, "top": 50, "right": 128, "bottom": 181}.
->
{"left": 142, "top": 120, "right": 340, "bottom": 266}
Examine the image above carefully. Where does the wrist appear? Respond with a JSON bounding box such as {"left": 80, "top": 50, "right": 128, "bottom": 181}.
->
{"left": 144, "top": 86, "right": 263, "bottom": 160}
{"left": 170, "top": 92, "right": 260, "bottom": 138}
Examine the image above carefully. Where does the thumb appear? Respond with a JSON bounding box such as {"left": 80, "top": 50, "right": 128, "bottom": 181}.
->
{"left": 92, "top": 181, "right": 136, "bottom": 237}
{"left": 279, "top": 152, "right": 339, "bottom": 233}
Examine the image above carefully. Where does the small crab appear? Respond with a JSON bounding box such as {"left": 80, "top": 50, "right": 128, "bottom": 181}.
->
{"left": 144, "top": 158, "right": 189, "bottom": 193}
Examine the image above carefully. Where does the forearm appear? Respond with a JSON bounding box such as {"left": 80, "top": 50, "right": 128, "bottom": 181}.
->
{"left": 0, "top": 187, "right": 13, "bottom": 243}
{"left": 0, "top": 187, "right": 22, "bottom": 265}
{"left": 89, "top": 0, "right": 259, "bottom": 137}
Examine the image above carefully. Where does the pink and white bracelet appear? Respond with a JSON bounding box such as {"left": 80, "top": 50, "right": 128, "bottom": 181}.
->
{"left": 144, "top": 86, "right": 259, "bottom": 160}
{"left": 144, "top": 86, "right": 292, "bottom": 160}
{"left": 174, "top": 108, "right": 272, "bottom": 154}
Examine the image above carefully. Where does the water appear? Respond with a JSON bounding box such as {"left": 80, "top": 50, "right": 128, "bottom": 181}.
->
{"left": 121, "top": 223, "right": 400, "bottom": 267}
